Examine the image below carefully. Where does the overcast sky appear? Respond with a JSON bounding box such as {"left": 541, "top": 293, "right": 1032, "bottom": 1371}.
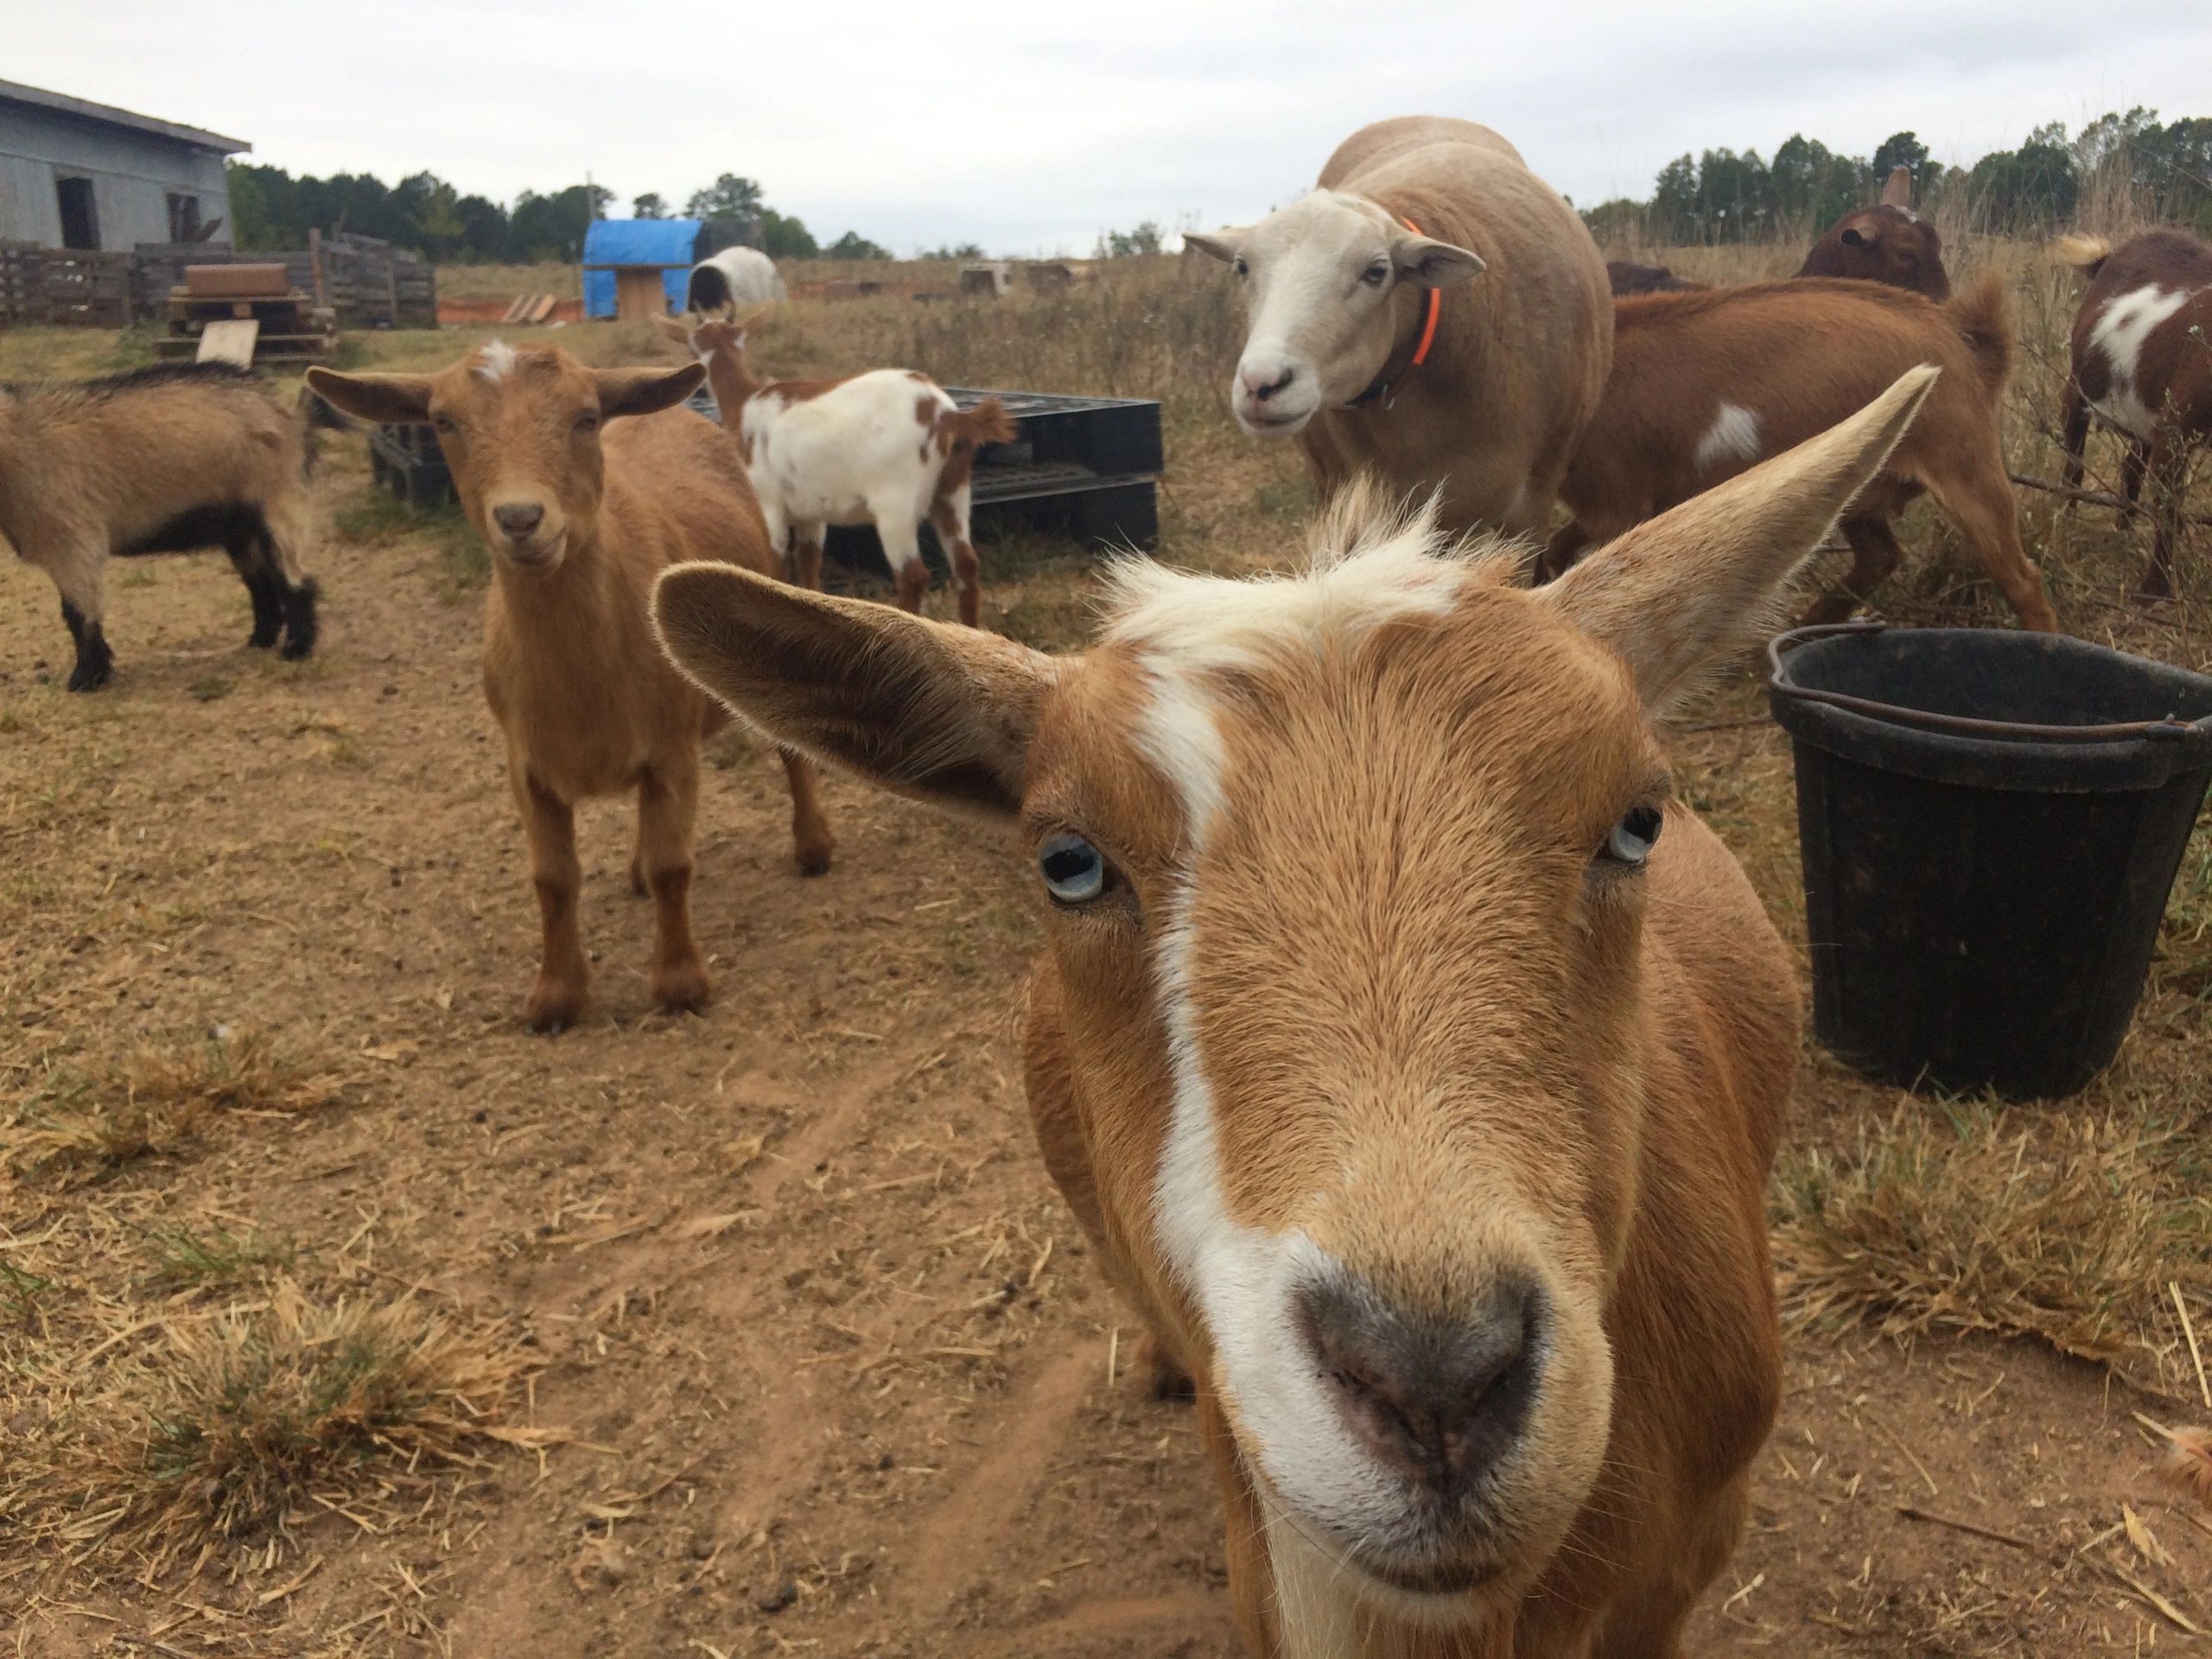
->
{"left": 11, "top": 2, "right": 2210, "bottom": 254}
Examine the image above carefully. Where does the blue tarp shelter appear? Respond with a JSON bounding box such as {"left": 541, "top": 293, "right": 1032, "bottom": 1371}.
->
{"left": 582, "top": 219, "right": 704, "bottom": 319}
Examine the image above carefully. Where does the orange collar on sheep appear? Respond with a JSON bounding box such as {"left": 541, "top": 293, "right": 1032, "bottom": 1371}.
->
{"left": 1346, "top": 214, "right": 1443, "bottom": 411}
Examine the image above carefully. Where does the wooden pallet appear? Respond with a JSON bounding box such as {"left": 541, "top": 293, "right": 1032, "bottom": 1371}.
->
{"left": 167, "top": 289, "right": 331, "bottom": 331}
{"left": 154, "top": 328, "right": 335, "bottom": 365}
{"left": 158, "top": 282, "right": 337, "bottom": 365}
{"left": 499, "top": 294, "right": 558, "bottom": 325}
{"left": 196, "top": 320, "right": 258, "bottom": 365}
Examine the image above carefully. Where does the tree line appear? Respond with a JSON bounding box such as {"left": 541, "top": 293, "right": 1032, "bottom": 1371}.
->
{"left": 226, "top": 166, "right": 892, "bottom": 264}
{"left": 1580, "top": 108, "right": 2212, "bottom": 245}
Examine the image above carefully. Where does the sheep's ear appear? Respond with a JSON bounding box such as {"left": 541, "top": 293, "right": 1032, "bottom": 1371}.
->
{"left": 303, "top": 367, "right": 434, "bottom": 425}
{"left": 1182, "top": 229, "right": 1245, "bottom": 264}
{"left": 1542, "top": 365, "right": 1938, "bottom": 709}
{"left": 1881, "top": 165, "right": 1915, "bottom": 209}
{"left": 652, "top": 563, "right": 1057, "bottom": 822}
{"left": 592, "top": 363, "right": 705, "bottom": 421}
{"left": 1391, "top": 231, "right": 1484, "bottom": 288}
{"left": 650, "top": 313, "right": 693, "bottom": 346}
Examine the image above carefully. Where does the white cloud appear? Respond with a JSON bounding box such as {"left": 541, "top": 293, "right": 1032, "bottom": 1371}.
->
{"left": 9, "top": 0, "right": 2209, "bottom": 253}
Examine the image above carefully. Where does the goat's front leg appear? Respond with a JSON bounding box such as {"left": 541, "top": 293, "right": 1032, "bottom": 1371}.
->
{"left": 514, "top": 766, "right": 588, "bottom": 1032}
{"left": 2137, "top": 431, "right": 2190, "bottom": 601}
{"left": 2120, "top": 435, "right": 2151, "bottom": 525}
{"left": 876, "top": 513, "right": 930, "bottom": 613}
{"left": 787, "top": 519, "right": 828, "bottom": 593}
{"left": 636, "top": 750, "right": 710, "bottom": 1014}
{"left": 2058, "top": 377, "right": 2091, "bottom": 493}
{"left": 43, "top": 543, "right": 113, "bottom": 691}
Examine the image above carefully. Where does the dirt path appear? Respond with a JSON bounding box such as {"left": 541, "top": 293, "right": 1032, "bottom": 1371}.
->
{"left": 3, "top": 441, "right": 2206, "bottom": 1656}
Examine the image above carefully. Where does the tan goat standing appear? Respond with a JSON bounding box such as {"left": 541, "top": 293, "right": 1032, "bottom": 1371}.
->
{"left": 308, "top": 342, "right": 833, "bottom": 1032}
{"left": 652, "top": 367, "right": 1938, "bottom": 1655}
{"left": 0, "top": 362, "right": 320, "bottom": 691}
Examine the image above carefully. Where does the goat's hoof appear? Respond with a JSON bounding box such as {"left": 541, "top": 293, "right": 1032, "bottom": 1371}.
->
{"left": 247, "top": 626, "right": 281, "bottom": 651}
{"left": 794, "top": 842, "right": 835, "bottom": 879}
{"left": 651, "top": 961, "right": 712, "bottom": 1014}
{"left": 2135, "top": 570, "right": 2175, "bottom": 603}
{"left": 278, "top": 637, "right": 314, "bottom": 661}
{"left": 66, "top": 659, "right": 112, "bottom": 693}
{"left": 1131, "top": 1332, "right": 1196, "bottom": 1404}
{"left": 524, "top": 980, "right": 586, "bottom": 1033}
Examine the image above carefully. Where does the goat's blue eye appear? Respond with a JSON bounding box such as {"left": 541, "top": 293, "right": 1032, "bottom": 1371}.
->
{"left": 1363, "top": 261, "right": 1389, "bottom": 286}
{"left": 1039, "top": 832, "right": 1107, "bottom": 905}
{"left": 1604, "top": 804, "right": 1664, "bottom": 867}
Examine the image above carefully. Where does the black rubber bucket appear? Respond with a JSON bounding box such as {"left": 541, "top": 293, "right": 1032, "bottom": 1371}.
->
{"left": 1768, "top": 621, "right": 2212, "bottom": 1100}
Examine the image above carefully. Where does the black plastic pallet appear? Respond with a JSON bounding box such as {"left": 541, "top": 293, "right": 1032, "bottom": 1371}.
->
{"left": 365, "top": 384, "right": 1164, "bottom": 563}
{"left": 366, "top": 422, "right": 455, "bottom": 509}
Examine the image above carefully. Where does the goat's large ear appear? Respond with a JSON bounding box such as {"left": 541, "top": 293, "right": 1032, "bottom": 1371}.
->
{"left": 1542, "top": 365, "right": 1938, "bottom": 709}
{"left": 1881, "top": 165, "right": 1915, "bottom": 210}
{"left": 1181, "top": 229, "right": 1245, "bottom": 264}
{"left": 650, "top": 313, "right": 693, "bottom": 346}
{"left": 592, "top": 363, "right": 705, "bottom": 421}
{"left": 652, "top": 563, "right": 1056, "bottom": 821}
{"left": 303, "top": 367, "right": 434, "bottom": 425}
{"left": 1391, "top": 230, "right": 1484, "bottom": 288}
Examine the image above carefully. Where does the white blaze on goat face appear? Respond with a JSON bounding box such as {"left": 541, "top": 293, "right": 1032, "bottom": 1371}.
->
{"left": 475, "top": 338, "right": 519, "bottom": 383}
{"left": 2088, "top": 284, "right": 2196, "bottom": 438}
{"left": 1065, "top": 510, "right": 1631, "bottom": 1614}
{"left": 1694, "top": 403, "right": 1763, "bottom": 474}
{"left": 1191, "top": 192, "right": 1484, "bottom": 437}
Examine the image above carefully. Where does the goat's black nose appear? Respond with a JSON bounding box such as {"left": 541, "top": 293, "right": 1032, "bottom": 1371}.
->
{"left": 1299, "top": 1274, "right": 1542, "bottom": 1497}
{"left": 1247, "top": 365, "right": 1295, "bottom": 402}
{"left": 493, "top": 502, "right": 545, "bottom": 540}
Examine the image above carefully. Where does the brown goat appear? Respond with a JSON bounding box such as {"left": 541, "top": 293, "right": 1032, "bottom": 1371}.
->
{"left": 1604, "top": 168, "right": 1949, "bottom": 302}
{"left": 1796, "top": 165, "right": 1950, "bottom": 300}
{"left": 650, "top": 372, "right": 1939, "bottom": 1658}
{"left": 2056, "top": 230, "right": 2212, "bottom": 598}
{"left": 0, "top": 362, "right": 318, "bottom": 690}
{"left": 1605, "top": 259, "right": 1699, "bottom": 296}
{"left": 1551, "top": 274, "right": 2058, "bottom": 631}
{"left": 306, "top": 342, "right": 834, "bottom": 1032}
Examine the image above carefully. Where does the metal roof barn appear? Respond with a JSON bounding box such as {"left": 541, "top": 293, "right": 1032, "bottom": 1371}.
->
{"left": 0, "top": 79, "right": 249, "bottom": 251}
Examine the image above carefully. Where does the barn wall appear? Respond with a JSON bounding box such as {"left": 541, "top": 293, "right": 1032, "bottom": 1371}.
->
{"left": 0, "top": 100, "right": 233, "bottom": 250}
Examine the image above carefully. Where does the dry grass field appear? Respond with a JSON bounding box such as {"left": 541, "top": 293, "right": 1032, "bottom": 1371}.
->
{"left": 3, "top": 237, "right": 2211, "bottom": 1656}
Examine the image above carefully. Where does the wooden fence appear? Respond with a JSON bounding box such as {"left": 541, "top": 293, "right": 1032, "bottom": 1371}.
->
{"left": 0, "top": 232, "right": 437, "bottom": 331}
{"left": 0, "top": 245, "right": 134, "bottom": 328}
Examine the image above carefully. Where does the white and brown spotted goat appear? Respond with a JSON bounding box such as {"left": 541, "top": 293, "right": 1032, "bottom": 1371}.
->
{"left": 653, "top": 368, "right": 1939, "bottom": 1657}
{"left": 0, "top": 362, "right": 318, "bottom": 690}
{"left": 2057, "top": 230, "right": 2212, "bottom": 598}
{"left": 655, "top": 310, "right": 1014, "bottom": 626}
{"left": 308, "top": 341, "right": 833, "bottom": 1032}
